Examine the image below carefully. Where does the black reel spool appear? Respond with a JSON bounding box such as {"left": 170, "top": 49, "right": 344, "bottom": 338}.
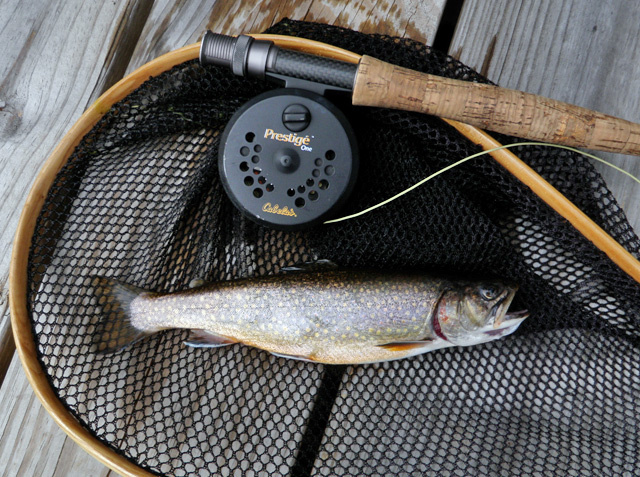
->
{"left": 219, "top": 88, "right": 358, "bottom": 230}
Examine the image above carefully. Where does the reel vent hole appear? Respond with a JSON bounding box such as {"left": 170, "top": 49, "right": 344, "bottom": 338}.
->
{"left": 287, "top": 188, "right": 295, "bottom": 197}
{"left": 244, "top": 176, "right": 254, "bottom": 186}
{"left": 307, "top": 179, "right": 314, "bottom": 187}
{"left": 325, "top": 150, "right": 335, "bottom": 160}
{"left": 254, "top": 145, "right": 262, "bottom": 153}
{"left": 253, "top": 188, "right": 263, "bottom": 198}
{"left": 245, "top": 132, "right": 255, "bottom": 143}
{"left": 309, "top": 191, "right": 318, "bottom": 201}
{"left": 319, "top": 179, "right": 329, "bottom": 190}
{"left": 295, "top": 198, "right": 305, "bottom": 207}
{"left": 240, "top": 162, "right": 249, "bottom": 172}
{"left": 253, "top": 167, "right": 262, "bottom": 175}
{"left": 241, "top": 146, "right": 250, "bottom": 156}
{"left": 266, "top": 184, "right": 274, "bottom": 192}
{"left": 325, "top": 166, "right": 335, "bottom": 176}
{"left": 251, "top": 155, "right": 260, "bottom": 164}
{"left": 258, "top": 176, "right": 266, "bottom": 185}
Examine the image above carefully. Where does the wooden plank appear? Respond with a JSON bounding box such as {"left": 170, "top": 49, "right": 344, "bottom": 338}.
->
{"left": 52, "top": 436, "right": 115, "bottom": 477}
{"left": 0, "top": 0, "right": 154, "bottom": 402}
{"left": 0, "top": 0, "right": 146, "bottom": 377}
{"left": 0, "top": 354, "right": 113, "bottom": 477}
{"left": 0, "top": 0, "right": 150, "bottom": 475}
{"left": 303, "top": 0, "right": 443, "bottom": 43}
{"left": 450, "top": 0, "right": 640, "bottom": 234}
{"left": 126, "top": 0, "right": 445, "bottom": 74}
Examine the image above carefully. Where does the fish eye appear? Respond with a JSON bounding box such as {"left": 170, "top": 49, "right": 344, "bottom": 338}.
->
{"left": 479, "top": 285, "right": 500, "bottom": 301}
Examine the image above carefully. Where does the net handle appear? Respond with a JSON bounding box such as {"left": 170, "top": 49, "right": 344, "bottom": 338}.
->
{"left": 9, "top": 33, "right": 640, "bottom": 477}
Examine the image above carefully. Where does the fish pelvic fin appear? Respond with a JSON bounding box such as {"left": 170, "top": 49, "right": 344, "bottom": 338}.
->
{"left": 269, "top": 351, "right": 318, "bottom": 363}
{"left": 92, "top": 276, "right": 153, "bottom": 354}
{"left": 184, "top": 330, "right": 238, "bottom": 348}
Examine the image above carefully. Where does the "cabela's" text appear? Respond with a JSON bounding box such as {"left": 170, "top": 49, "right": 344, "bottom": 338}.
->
{"left": 262, "top": 203, "right": 297, "bottom": 217}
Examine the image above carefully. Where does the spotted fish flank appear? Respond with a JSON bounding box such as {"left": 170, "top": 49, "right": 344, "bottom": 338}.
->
{"left": 93, "top": 265, "right": 527, "bottom": 364}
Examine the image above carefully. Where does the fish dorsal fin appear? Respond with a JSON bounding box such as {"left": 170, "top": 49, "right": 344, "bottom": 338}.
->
{"left": 377, "top": 340, "right": 435, "bottom": 352}
{"left": 280, "top": 259, "right": 338, "bottom": 274}
{"left": 184, "top": 330, "right": 238, "bottom": 348}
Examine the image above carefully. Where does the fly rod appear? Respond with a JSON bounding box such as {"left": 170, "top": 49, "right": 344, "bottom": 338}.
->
{"left": 201, "top": 31, "right": 640, "bottom": 157}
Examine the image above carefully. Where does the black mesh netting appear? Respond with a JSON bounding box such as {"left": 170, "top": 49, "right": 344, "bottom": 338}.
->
{"left": 27, "top": 19, "right": 640, "bottom": 476}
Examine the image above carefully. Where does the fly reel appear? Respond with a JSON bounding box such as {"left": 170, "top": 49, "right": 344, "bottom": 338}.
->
{"left": 219, "top": 88, "right": 358, "bottom": 230}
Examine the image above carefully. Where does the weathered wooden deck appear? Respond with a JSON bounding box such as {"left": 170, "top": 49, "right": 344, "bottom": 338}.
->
{"left": 1, "top": 1, "right": 639, "bottom": 475}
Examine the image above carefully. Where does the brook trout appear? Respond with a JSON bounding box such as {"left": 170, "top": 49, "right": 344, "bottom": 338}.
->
{"left": 93, "top": 265, "right": 527, "bottom": 364}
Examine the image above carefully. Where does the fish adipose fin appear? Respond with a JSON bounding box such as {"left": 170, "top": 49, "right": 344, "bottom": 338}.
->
{"left": 184, "top": 330, "right": 238, "bottom": 348}
{"left": 92, "top": 277, "right": 154, "bottom": 354}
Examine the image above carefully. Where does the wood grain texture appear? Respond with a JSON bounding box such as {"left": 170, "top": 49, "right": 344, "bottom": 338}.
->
{"left": 125, "top": 0, "right": 444, "bottom": 75}
{"left": 0, "top": 355, "right": 113, "bottom": 477}
{"left": 0, "top": 0, "right": 150, "bottom": 475}
{"left": 353, "top": 55, "right": 640, "bottom": 155}
{"left": 450, "top": 0, "right": 640, "bottom": 234}
{"left": 302, "top": 0, "right": 442, "bottom": 43}
{"left": 0, "top": 0, "right": 140, "bottom": 379}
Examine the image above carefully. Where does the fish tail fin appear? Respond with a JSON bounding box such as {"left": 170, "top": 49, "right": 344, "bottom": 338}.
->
{"left": 93, "top": 276, "right": 153, "bottom": 354}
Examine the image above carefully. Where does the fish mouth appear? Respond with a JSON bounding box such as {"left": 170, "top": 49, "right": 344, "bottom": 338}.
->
{"left": 504, "top": 309, "right": 529, "bottom": 320}
{"left": 491, "top": 291, "right": 519, "bottom": 328}
{"left": 482, "top": 309, "right": 529, "bottom": 338}
{"left": 486, "top": 289, "right": 528, "bottom": 337}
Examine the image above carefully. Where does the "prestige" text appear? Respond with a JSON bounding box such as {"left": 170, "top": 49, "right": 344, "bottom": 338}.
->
{"left": 264, "top": 129, "right": 312, "bottom": 151}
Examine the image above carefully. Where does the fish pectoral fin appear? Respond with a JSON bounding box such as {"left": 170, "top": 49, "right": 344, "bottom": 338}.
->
{"left": 184, "top": 330, "right": 238, "bottom": 348}
{"left": 280, "top": 259, "right": 338, "bottom": 274}
{"left": 377, "top": 340, "right": 436, "bottom": 352}
{"left": 269, "top": 351, "right": 318, "bottom": 363}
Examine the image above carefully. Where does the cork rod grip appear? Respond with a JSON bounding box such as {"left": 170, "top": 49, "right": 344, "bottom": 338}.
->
{"left": 353, "top": 55, "right": 640, "bottom": 156}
